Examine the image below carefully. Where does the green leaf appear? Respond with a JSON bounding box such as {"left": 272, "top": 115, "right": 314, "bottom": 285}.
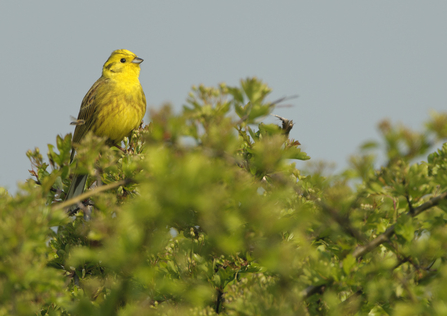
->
{"left": 284, "top": 146, "right": 310, "bottom": 161}
{"left": 395, "top": 215, "right": 415, "bottom": 242}
{"left": 360, "top": 140, "right": 379, "bottom": 150}
{"left": 342, "top": 254, "right": 356, "bottom": 275}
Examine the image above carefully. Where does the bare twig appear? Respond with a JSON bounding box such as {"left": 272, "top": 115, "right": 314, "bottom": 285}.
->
{"left": 270, "top": 95, "right": 299, "bottom": 106}
{"left": 52, "top": 178, "right": 134, "bottom": 212}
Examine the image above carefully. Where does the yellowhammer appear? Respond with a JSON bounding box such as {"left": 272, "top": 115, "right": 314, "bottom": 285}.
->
{"left": 66, "top": 49, "right": 146, "bottom": 208}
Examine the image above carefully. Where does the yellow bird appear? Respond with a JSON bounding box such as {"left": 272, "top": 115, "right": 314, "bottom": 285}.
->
{"left": 66, "top": 49, "right": 147, "bottom": 208}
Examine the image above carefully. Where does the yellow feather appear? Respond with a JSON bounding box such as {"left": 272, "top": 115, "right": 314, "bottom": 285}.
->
{"left": 72, "top": 49, "right": 146, "bottom": 148}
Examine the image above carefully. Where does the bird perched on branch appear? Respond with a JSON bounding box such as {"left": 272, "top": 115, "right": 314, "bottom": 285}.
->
{"left": 65, "top": 49, "right": 146, "bottom": 211}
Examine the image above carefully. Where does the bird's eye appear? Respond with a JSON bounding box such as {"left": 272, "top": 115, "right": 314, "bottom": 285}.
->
{"left": 120, "top": 58, "right": 126, "bottom": 63}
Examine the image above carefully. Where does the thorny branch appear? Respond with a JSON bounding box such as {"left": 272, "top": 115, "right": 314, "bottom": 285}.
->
{"left": 302, "top": 191, "right": 447, "bottom": 299}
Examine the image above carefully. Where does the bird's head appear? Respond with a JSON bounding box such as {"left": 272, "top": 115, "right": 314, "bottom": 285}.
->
{"left": 102, "top": 49, "right": 143, "bottom": 80}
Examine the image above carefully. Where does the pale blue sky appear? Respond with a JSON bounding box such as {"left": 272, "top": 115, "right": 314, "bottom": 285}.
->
{"left": 1, "top": 1, "right": 447, "bottom": 193}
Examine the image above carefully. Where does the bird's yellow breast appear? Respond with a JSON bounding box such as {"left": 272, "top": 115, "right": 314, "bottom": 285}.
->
{"left": 93, "top": 80, "right": 146, "bottom": 143}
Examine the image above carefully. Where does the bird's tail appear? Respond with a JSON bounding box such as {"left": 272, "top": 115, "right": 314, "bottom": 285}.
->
{"left": 65, "top": 173, "right": 88, "bottom": 214}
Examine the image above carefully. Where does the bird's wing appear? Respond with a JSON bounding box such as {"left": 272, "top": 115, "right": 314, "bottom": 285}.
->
{"left": 72, "top": 77, "right": 108, "bottom": 144}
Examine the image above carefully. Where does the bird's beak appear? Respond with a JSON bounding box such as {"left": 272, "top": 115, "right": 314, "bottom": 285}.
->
{"left": 132, "top": 57, "right": 144, "bottom": 64}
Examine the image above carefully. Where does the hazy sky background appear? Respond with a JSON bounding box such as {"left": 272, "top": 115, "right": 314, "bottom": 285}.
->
{"left": 1, "top": 2, "right": 447, "bottom": 194}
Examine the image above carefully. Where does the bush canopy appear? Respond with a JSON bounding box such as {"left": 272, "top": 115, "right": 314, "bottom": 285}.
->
{"left": 2, "top": 78, "right": 447, "bottom": 315}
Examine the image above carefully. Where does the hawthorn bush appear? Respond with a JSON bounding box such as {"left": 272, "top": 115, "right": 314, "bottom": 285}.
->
{"left": 1, "top": 78, "right": 447, "bottom": 315}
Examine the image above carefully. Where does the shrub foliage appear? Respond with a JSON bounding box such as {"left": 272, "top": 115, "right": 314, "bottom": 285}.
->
{"left": 2, "top": 78, "right": 447, "bottom": 315}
